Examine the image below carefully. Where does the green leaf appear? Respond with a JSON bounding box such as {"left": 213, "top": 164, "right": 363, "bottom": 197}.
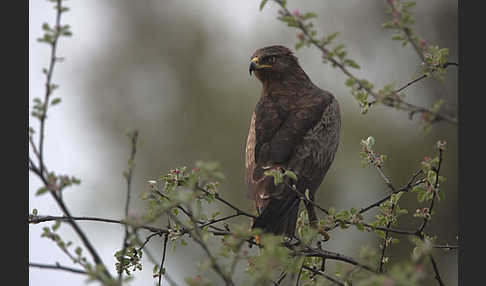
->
{"left": 345, "top": 77, "right": 356, "bottom": 87}
{"left": 366, "top": 136, "right": 375, "bottom": 147}
{"left": 412, "top": 186, "right": 426, "bottom": 193}
{"left": 295, "top": 41, "right": 304, "bottom": 50}
{"left": 402, "top": 1, "right": 416, "bottom": 8}
{"left": 392, "top": 34, "right": 404, "bottom": 41}
{"left": 437, "top": 189, "right": 445, "bottom": 201}
{"left": 35, "top": 187, "right": 49, "bottom": 196}
{"left": 427, "top": 170, "right": 437, "bottom": 185}
{"left": 42, "top": 23, "right": 51, "bottom": 32}
{"left": 328, "top": 207, "right": 335, "bottom": 215}
{"left": 51, "top": 98, "right": 62, "bottom": 105}
{"left": 376, "top": 230, "right": 386, "bottom": 239}
{"left": 382, "top": 21, "right": 396, "bottom": 29}
{"left": 259, "top": 0, "right": 268, "bottom": 11}
{"left": 417, "top": 191, "right": 426, "bottom": 203}
{"left": 152, "top": 264, "right": 159, "bottom": 274}
{"left": 211, "top": 211, "right": 221, "bottom": 219}
{"left": 397, "top": 209, "right": 408, "bottom": 215}
{"left": 284, "top": 170, "right": 298, "bottom": 181}
{"left": 301, "top": 12, "right": 317, "bottom": 20}
{"left": 32, "top": 208, "right": 38, "bottom": 216}
{"left": 344, "top": 59, "right": 360, "bottom": 69}
{"left": 336, "top": 210, "right": 350, "bottom": 220}
{"left": 327, "top": 32, "right": 339, "bottom": 43}
{"left": 304, "top": 189, "right": 310, "bottom": 201}
{"left": 52, "top": 220, "right": 61, "bottom": 231}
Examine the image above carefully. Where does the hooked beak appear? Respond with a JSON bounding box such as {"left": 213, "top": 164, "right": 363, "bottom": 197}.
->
{"left": 249, "top": 56, "right": 272, "bottom": 75}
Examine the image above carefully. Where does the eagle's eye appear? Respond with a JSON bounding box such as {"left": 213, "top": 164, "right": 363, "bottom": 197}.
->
{"left": 268, "top": 56, "right": 277, "bottom": 64}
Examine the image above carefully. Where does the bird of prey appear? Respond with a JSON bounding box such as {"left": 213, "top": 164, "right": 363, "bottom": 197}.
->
{"left": 246, "top": 45, "right": 341, "bottom": 237}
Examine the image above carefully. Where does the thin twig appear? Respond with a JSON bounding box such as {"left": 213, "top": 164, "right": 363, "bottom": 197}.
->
{"left": 29, "top": 215, "right": 169, "bottom": 234}
{"left": 167, "top": 210, "right": 235, "bottom": 286}
{"left": 29, "top": 262, "right": 87, "bottom": 275}
{"left": 119, "top": 130, "right": 139, "bottom": 283}
{"left": 387, "top": 0, "right": 425, "bottom": 61}
{"left": 39, "top": 0, "right": 62, "bottom": 176}
{"left": 286, "top": 183, "right": 329, "bottom": 215}
{"left": 393, "top": 61, "right": 463, "bottom": 95}
{"left": 375, "top": 163, "right": 398, "bottom": 273}
{"left": 49, "top": 186, "right": 112, "bottom": 277}
{"left": 359, "top": 170, "right": 423, "bottom": 214}
{"left": 434, "top": 244, "right": 458, "bottom": 250}
{"left": 378, "top": 209, "right": 394, "bottom": 273}
{"left": 198, "top": 213, "right": 244, "bottom": 229}
{"left": 196, "top": 184, "right": 257, "bottom": 219}
{"left": 429, "top": 254, "right": 445, "bottom": 286}
{"left": 30, "top": 0, "right": 111, "bottom": 279}
{"left": 416, "top": 147, "right": 445, "bottom": 286}
{"left": 134, "top": 231, "right": 160, "bottom": 265}
{"left": 395, "top": 74, "right": 428, "bottom": 94}
{"left": 29, "top": 136, "right": 47, "bottom": 175}
{"left": 272, "top": 1, "right": 457, "bottom": 125}
{"left": 295, "top": 259, "right": 304, "bottom": 286}
{"left": 417, "top": 148, "right": 443, "bottom": 234}
{"left": 296, "top": 246, "right": 377, "bottom": 274}
{"left": 273, "top": 272, "right": 287, "bottom": 285}
{"left": 301, "top": 266, "right": 345, "bottom": 286}
{"left": 138, "top": 232, "right": 164, "bottom": 253}
{"left": 158, "top": 233, "right": 169, "bottom": 286}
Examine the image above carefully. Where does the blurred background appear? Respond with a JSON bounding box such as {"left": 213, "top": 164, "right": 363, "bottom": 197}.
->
{"left": 29, "top": 0, "right": 458, "bottom": 285}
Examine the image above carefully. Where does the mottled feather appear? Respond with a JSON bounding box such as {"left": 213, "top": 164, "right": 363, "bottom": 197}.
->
{"left": 245, "top": 45, "right": 341, "bottom": 236}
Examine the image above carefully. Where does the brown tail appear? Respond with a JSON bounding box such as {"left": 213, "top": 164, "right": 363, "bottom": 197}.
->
{"left": 252, "top": 196, "right": 300, "bottom": 237}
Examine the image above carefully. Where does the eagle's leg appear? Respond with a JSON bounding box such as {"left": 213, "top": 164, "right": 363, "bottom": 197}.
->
{"left": 304, "top": 194, "right": 330, "bottom": 241}
{"left": 304, "top": 200, "right": 318, "bottom": 228}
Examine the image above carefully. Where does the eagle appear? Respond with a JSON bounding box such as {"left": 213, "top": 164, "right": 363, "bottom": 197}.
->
{"left": 246, "top": 45, "right": 341, "bottom": 237}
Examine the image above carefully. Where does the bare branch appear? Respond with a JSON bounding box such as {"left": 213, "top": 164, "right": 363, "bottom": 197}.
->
{"left": 167, "top": 210, "right": 235, "bottom": 286}
{"left": 39, "top": 0, "right": 63, "bottom": 176}
{"left": 434, "top": 244, "right": 458, "bottom": 250}
{"left": 302, "top": 266, "right": 345, "bottom": 286}
{"left": 29, "top": 214, "right": 169, "bottom": 234}
{"left": 29, "top": 262, "right": 87, "bottom": 275}
{"left": 294, "top": 245, "right": 377, "bottom": 274}
{"left": 119, "top": 130, "right": 139, "bottom": 283}
{"left": 417, "top": 147, "right": 443, "bottom": 234}
{"left": 196, "top": 184, "right": 257, "bottom": 219}
{"left": 158, "top": 234, "right": 169, "bottom": 286}
{"left": 359, "top": 170, "right": 423, "bottom": 214}
{"left": 429, "top": 254, "right": 445, "bottom": 286}
{"left": 271, "top": 1, "right": 457, "bottom": 125}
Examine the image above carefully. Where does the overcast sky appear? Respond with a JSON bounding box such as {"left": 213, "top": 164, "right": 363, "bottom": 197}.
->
{"left": 29, "top": 1, "right": 457, "bottom": 285}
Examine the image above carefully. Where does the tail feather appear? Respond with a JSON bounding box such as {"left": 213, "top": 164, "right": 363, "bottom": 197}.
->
{"left": 252, "top": 197, "right": 300, "bottom": 237}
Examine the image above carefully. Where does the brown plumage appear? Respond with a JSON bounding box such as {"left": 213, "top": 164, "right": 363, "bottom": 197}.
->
{"left": 245, "top": 45, "right": 341, "bottom": 237}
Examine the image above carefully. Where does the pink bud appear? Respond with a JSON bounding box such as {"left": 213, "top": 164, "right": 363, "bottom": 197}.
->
{"left": 292, "top": 9, "right": 300, "bottom": 17}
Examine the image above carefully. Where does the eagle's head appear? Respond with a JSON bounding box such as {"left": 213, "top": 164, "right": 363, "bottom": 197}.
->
{"left": 249, "top": 45, "right": 303, "bottom": 82}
